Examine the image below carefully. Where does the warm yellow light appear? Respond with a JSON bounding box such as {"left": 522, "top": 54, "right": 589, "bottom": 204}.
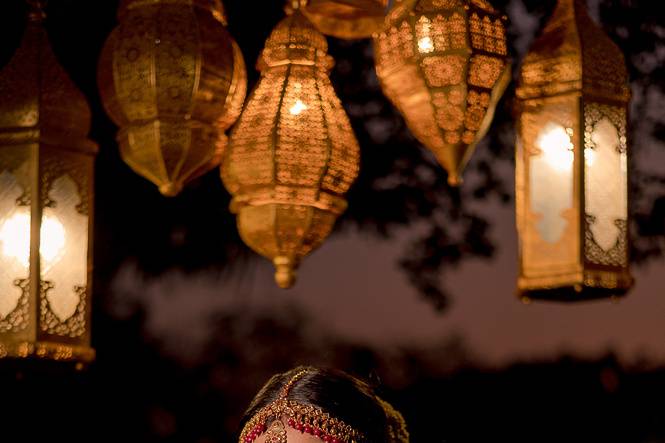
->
{"left": 0, "top": 212, "right": 30, "bottom": 267}
{"left": 0, "top": 211, "right": 66, "bottom": 269}
{"left": 537, "top": 125, "right": 574, "bottom": 172}
{"left": 289, "top": 99, "right": 308, "bottom": 116}
{"left": 417, "top": 36, "right": 434, "bottom": 53}
{"left": 584, "top": 147, "right": 596, "bottom": 166}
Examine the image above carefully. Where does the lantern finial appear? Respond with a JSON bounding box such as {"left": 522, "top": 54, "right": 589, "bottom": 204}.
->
{"left": 274, "top": 257, "right": 297, "bottom": 289}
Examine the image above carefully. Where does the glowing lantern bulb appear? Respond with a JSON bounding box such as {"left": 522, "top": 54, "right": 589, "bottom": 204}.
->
{"left": 537, "top": 125, "right": 574, "bottom": 172}
{"left": 417, "top": 37, "right": 434, "bottom": 53}
{"left": 0, "top": 212, "right": 66, "bottom": 269}
{"left": 289, "top": 99, "right": 308, "bottom": 116}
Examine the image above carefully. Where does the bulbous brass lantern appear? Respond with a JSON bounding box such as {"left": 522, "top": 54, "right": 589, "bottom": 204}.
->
{"left": 0, "top": 4, "right": 97, "bottom": 365}
{"left": 222, "top": 8, "right": 360, "bottom": 289}
{"left": 515, "top": 0, "right": 633, "bottom": 302}
{"left": 295, "top": 0, "right": 389, "bottom": 39}
{"left": 373, "top": 0, "right": 510, "bottom": 185}
{"left": 98, "top": 0, "right": 247, "bottom": 196}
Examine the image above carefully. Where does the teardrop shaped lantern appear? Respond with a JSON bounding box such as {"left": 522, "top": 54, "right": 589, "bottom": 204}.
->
{"left": 515, "top": 0, "right": 633, "bottom": 302}
{"left": 373, "top": 0, "right": 511, "bottom": 185}
{"left": 296, "top": 0, "right": 389, "bottom": 39}
{"left": 98, "top": 0, "right": 247, "bottom": 196}
{"left": 0, "top": 3, "right": 97, "bottom": 365}
{"left": 222, "top": 8, "right": 360, "bottom": 288}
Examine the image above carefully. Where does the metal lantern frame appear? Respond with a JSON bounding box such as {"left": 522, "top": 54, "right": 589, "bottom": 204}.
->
{"left": 0, "top": 4, "right": 96, "bottom": 365}
{"left": 515, "top": 0, "right": 633, "bottom": 302}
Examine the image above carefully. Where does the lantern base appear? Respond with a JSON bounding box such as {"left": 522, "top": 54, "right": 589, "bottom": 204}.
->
{"left": 0, "top": 341, "right": 95, "bottom": 368}
{"left": 518, "top": 284, "right": 630, "bottom": 303}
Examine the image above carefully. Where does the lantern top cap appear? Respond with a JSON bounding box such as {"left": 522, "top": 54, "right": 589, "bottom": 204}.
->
{"left": 118, "top": 0, "right": 228, "bottom": 24}
{"left": 258, "top": 10, "right": 331, "bottom": 70}
{"left": 517, "top": 0, "right": 630, "bottom": 102}
{"left": 0, "top": 12, "right": 96, "bottom": 152}
{"left": 267, "top": 10, "right": 328, "bottom": 53}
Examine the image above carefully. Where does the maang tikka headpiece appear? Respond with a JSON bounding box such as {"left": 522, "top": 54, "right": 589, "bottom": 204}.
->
{"left": 239, "top": 369, "right": 410, "bottom": 443}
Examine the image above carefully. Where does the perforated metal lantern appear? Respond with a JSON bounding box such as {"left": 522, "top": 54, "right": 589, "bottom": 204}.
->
{"left": 515, "top": 0, "right": 633, "bottom": 302}
{"left": 373, "top": 0, "right": 510, "bottom": 185}
{"left": 0, "top": 5, "right": 97, "bottom": 365}
{"left": 295, "top": 0, "right": 389, "bottom": 39}
{"left": 98, "top": 0, "right": 247, "bottom": 196}
{"left": 222, "top": 9, "right": 360, "bottom": 289}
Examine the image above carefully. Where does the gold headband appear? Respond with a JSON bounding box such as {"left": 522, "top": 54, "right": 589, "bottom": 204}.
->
{"left": 239, "top": 369, "right": 409, "bottom": 443}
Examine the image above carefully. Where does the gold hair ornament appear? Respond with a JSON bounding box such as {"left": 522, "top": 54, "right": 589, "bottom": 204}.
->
{"left": 239, "top": 369, "right": 410, "bottom": 443}
{"left": 240, "top": 370, "right": 364, "bottom": 443}
{"left": 376, "top": 395, "right": 410, "bottom": 443}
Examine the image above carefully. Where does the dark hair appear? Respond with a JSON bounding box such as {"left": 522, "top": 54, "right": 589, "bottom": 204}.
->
{"left": 239, "top": 366, "right": 390, "bottom": 441}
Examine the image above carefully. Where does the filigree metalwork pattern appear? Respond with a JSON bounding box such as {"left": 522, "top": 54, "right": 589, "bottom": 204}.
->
{"left": 0, "top": 280, "right": 29, "bottom": 334}
{"left": 374, "top": 0, "right": 510, "bottom": 185}
{"left": 222, "top": 10, "right": 360, "bottom": 288}
{"left": 99, "top": 0, "right": 247, "bottom": 196}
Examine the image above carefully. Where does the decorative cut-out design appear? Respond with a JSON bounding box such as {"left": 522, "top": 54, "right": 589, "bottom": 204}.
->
{"left": 40, "top": 175, "right": 87, "bottom": 323}
{"left": 586, "top": 117, "right": 627, "bottom": 251}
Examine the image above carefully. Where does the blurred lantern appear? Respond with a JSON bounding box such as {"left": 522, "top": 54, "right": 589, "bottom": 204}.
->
{"left": 515, "top": 0, "right": 632, "bottom": 302}
{"left": 221, "top": 6, "right": 360, "bottom": 289}
{"left": 98, "top": 0, "right": 247, "bottom": 197}
{"left": 292, "top": 0, "right": 389, "bottom": 39}
{"left": 0, "top": 2, "right": 96, "bottom": 365}
{"left": 373, "top": 0, "right": 511, "bottom": 185}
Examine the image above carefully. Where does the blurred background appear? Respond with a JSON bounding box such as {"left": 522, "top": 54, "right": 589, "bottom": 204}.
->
{"left": 1, "top": 0, "right": 664, "bottom": 441}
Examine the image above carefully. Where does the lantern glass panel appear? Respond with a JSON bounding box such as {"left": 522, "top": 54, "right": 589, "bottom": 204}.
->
{"left": 519, "top": 95, "right": 580, "bottom": 277}
{"left": 0, "top": 165, "right": 29, "bottom": 323}
{"left": 584, "top": 103, "right": 629, "bottom": 266}
{"left": 41, "top": 175, "right": 88, "bottom": 323}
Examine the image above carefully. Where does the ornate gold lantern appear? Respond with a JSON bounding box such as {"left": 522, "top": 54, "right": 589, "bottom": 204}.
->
{"left": 296, "top": 0, "right": 389, "bottom": 39}
{"left": 373, "top": 0, "right": 511, "bottom": 185}
{"left": 98, "top": 0, "right": 247, "bottom": 197}
{"left": 221, "top": 7, "right": 360, "bottom": 288}
{"left": 515, "top": 0, "right": 632, "bottom": 301}
{"left": 0, "top": 3, "right": 97, "bottom": 365}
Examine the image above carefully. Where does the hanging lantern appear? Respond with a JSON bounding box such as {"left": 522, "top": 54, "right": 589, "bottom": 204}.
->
{"left": 373, "top": 0, "right": 511, "bottom": 185}
{"left": 221, "top": 7, "right": 360, "bottom": 288}
{"left": 294, "top": 0, "right": 389, "bottom": 39}
{"left": 98, "top": 0, "right": 247, "bottom": 197}
{"left": 0, "top": 3, "right": 97, "bottom": 365}
{"left": 515, "top": 0, "right": 632, "bottom": 302}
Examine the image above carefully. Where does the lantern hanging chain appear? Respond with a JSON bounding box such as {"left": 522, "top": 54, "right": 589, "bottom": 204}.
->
{"left": 26, "top": 0, "right": 47, "bottom": 22}
{"left": 284, "top": 0, "right": 309, "bottom": 15}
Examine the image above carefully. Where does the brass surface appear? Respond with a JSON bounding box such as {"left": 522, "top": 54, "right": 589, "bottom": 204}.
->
{"left": 0, "top": 7, "right": 97, "bottom": 363}
{"left": 98, "top": 0, "right": 246, "bottom": 196}
{"left": 515, "top": 0, "right": 633, "bottom": 301}
{"left": 222, "top": 10, "right": 360, "bottom": 288}
{"left": 296, "top": 0, "right": 389, "bottom": 39}
{"left": 373, "top": 0, "right": 510, "bottom": 185}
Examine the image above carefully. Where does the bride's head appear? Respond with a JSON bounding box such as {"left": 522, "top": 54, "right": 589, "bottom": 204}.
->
{"left": 238, "top": 366, "right": 409, "bottom": 443}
